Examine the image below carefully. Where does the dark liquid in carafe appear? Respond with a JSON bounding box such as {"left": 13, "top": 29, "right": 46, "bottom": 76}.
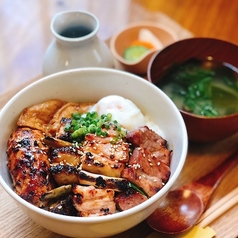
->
{"left": 60, "top": 25, "right": 92, "bottom": 38}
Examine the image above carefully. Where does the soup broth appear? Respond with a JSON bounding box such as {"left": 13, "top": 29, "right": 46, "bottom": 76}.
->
{"left": 157, "top": 58, "right": 238, "bottom": 117}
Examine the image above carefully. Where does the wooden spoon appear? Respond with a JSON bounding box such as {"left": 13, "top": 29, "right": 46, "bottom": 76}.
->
{"left": 146, "top": 150, "right": 238, "bottom": 235}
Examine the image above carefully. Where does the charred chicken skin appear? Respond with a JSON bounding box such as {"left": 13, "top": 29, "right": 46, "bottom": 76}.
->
{"left": 7, "top": 127, "right": 55, "bottom": 207}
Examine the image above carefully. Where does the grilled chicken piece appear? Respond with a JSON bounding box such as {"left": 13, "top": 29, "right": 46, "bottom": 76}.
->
{"left": 49, "top": 164, "right": 79, "bottom": 185}
{"left": 48, "top": 143, "right": 83, "bottom": 185}
{"left": 78, "top": 170, "right": 128, "bottom": 192}
{"left": 115, "top": 188, "right": 148, "bottom": 211}
{"left": 49, "top": 164, "right": 128, "bottom": 192}
{"left": 7, "top": 127, "right": 55, "bottom": 207}
{"left": 81, "top": 151, "right": 126, "bottom": 178}
{"left": 49, "top": 146, "right": 83, "bottom": 166}
{"left": 17, "top": 99, "right": 67, "bottom": 133}
{"left": 81, "top": 134, "right": 129, "bottom": 177}
{"left": 72, "top": 185, "right": 116, "bottom": 217}
{"left": 122, "top": 126, "right": 172, "bottom": 197}
{"left": 47, "top": 102, "right": 93, "bottom": 138}
{"left": 84, "top": 134, "right": 129, "bottom": 163}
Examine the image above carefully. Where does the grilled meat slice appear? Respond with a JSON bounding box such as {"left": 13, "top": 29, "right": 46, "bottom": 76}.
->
{"left": 49, "top": 164, "right": 79, "bottom": 185}
{"left": 49, "top": 145, "right": 83, "bottom": 167}
{"left": 7, "top": 127, "right": 55, "bottom": 207}
{"left": 81, "top": 151, "right": 126, "bottom": 178}
{"left": 48, "top": 144, "right": 83, "bottom": 185}
{"left": 72, "top": 185, "right": 116, "bottom": 217}
{"left": 126, "top": 126, "right": 171, "bottom": 166}
{"left": 17, "top": 99, "right": 66, "bottom": 133}
{"left": 78, "top": 170, "right": 128, "bottom": 192}
{"left": 47, "top": 102, "right": 92, "bottom": 139}
{"left": 123, "top": 147, "right": 171, "bottom": 195}
{"left": 115, "top": 188, "right": 148, "bottom": 211}
{"left": 81, "top": 134, "right": 129, "bottom": 177}
{"left": 49, "top": 164, "right": 128, "bottom": 191}
{"left": 122, "top": 126, "right": 172, "bottom": 197}
{"left": 84, "top": 134, "right": 129, "bottom": 163}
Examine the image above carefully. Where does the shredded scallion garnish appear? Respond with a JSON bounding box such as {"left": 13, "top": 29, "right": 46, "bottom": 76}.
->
{"left": 64, "top": 111, "right": 126, "bottom": 143}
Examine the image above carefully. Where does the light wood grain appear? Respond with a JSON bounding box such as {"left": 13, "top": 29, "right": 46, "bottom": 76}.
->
{"left": 0, "top": 1, "right": 238, "bottom": 237}
{"left": 134, "top": 0, "right": 238, "bottom": 46}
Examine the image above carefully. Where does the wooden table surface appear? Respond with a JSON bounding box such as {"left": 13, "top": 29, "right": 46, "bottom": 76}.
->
{"left": 0, "top": 1, "right": 238, "bottom": 237}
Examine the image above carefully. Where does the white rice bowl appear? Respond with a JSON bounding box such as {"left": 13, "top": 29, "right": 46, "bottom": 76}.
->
{"left": 0, "top": 68, "right": 188, "bottom": 237}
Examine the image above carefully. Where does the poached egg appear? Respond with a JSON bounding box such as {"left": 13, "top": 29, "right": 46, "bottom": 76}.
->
{"left": 90, "top": 95, "right": 162, "bottom": 136}
{"left": 90, "top": 95, "right": 145, "bottom": 131}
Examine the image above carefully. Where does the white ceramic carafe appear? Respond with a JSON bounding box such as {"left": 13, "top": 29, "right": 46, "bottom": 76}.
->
{"left": 42, "top": 11, "right": 114, "bottom": 76}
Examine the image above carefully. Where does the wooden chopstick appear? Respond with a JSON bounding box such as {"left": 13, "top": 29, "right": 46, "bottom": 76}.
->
{"left": 197, "top": 187, "right": 238, "bottom": 228}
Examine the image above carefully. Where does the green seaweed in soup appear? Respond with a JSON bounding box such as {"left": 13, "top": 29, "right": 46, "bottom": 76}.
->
{"left": 157, "top": 58, "right": 238, "bottom": 117}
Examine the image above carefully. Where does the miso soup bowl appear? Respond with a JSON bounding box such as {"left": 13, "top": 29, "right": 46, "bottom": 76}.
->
{"left": 0, "top": 68, "right": 188, "bottom": 237}
{"left": 148, "top": 37, "right": 238, "bottom": 143}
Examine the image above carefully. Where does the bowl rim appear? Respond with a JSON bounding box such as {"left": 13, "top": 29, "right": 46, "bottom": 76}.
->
{"left": 0, "top": 67, "right": 188, "bottom": 223}
{"left": 110, "top": 21, "right": 178, "bottom": 65}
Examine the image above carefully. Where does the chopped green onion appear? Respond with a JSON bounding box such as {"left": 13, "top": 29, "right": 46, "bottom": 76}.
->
{"left": 64, "top": 111, "right": 126, "bottom": 143}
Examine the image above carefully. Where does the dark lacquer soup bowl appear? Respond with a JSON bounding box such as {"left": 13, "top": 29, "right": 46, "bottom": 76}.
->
{"left": 148, "top": 37, "right": 238, "bottom": 143}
